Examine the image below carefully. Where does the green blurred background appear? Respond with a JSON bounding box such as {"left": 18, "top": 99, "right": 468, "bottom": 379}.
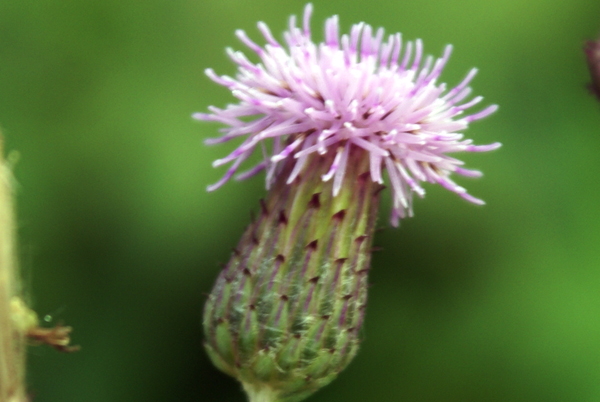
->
{"left": 1, "top": 0, "right": 599, "bottom": 401}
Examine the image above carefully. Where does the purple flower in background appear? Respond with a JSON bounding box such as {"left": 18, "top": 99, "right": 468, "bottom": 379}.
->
{"left": 195, "top": 3, "right": 500, "bottom": 226}
{"left": 585, "top": 37, "right": 600, "bottom": 101}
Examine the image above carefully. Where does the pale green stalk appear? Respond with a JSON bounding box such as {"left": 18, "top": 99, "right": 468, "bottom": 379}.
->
{"left": 0, "top": 135, "right": 28, "bottom": 402}
{"left": 242, "top": 383, "right": 280, "bottom": 402}
{"left": 0, "top": 134, "right": 79, "bottom": 402}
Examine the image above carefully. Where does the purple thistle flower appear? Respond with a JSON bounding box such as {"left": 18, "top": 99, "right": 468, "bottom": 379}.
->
{"left": 199, "top": 6, "right": 500, "bottom": 401}
{"left": 194, "top": 3, "right": 500, "bottom": 226}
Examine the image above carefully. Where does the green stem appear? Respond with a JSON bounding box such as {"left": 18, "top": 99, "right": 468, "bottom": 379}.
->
{"left": 0, "top": 135, "right": 27, "bottom": 402}
{"left": 243, "top": 383, "right": 280, "bottom": 402}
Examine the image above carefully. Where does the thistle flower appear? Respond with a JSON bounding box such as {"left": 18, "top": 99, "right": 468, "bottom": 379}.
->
{"left": 195, "top": 4, "right": 499, "bottom": 226}
{"left": 197, "top": 5, "right": 499, "bottom": 402}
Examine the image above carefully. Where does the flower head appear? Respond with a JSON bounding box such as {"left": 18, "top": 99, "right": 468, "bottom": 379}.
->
{"left": 199, "top": 7, "right": 500, "bottom": 401}
{"left": 195, "top": 4, "right": 499, "bottom": 226}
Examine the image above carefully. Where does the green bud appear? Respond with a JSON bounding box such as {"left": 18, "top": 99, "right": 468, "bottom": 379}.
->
{"left": 203, "top": 149, "right": 381, "bottom": 402}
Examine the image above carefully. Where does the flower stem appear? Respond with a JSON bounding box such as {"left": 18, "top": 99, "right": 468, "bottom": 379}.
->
{"left": 243, "top": 382, "right": 280, "bottom": 402}
{"left": 0, "top": 135, "right": 27, "bottom": 402}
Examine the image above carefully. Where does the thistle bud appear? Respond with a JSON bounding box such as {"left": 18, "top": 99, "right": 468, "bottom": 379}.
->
{"left": 204, "top": 150, "right": 381, "bottom": 402}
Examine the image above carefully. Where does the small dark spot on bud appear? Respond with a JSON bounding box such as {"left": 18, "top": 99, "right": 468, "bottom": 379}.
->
{"left": 259, "top": 199, "right": 269, "bottom": 215}
{"left": 306, "top": 239, "right": 318, "bottom": 250}
{"left": 305, "top": 375, "right": 312, "bottom": 382}
{"left": 280, "top": 295, "right": 289, "bottom": 302}
{"left": 309, "top": 276, "right": 320, "bottom": 284}
{"left": 347, "top": 327, "right": 356, "bottom": 332}
{"left": 308, "top": 193, "right": 321, "bottom": 209}
{"left": 332, "top": 209, "right": 346, "bottom": 221}
{"left": 249, "top": 304, "right": 256, "bottom": 310}
{"left": 362, "top": 111, "right": 371, "bottom": 120}
{"left": 278, "top": 210, "right": 288, "bottom": 225}
{"left": 356, "top": 268, "right": 370, "bottom": 276}
{"left": 358, "top": 171, "right": 371, "bottom": 183}
{"left": 252, "top": 235, "right": 260, "bottom": 245}
{"left": 231, "top": 248, "right": 241, "bottom": 256}
{"left": 335, "top": 257, "right": 348, "bottom": 264}
{"left": 342, "top": 294, "right": 352, "bottom": 300}
{"left": 216, "top": 317, "right": 225, "bottom": 325}
{"left": 374, "top": 185, "right": 386, "bottom": 196}
{"left": 321, "top": 315, "right": 330, "bottom": 320}
{"left": 276, "top": 254, "right": 286, "bottom": 263}
{"left": 293, "top": 333, "right": 301, "bottom": 339}
{"left": 355, "top": 235, "right": 367, "bottom": 245}
{"left": 225, "top": 276, "right": 233, "bottom": 284}
{"left": 329, "top": 348, "right": 336, "bottom": 354}
{"left": 243, "top": 268, "right": 252, "bottom": 277}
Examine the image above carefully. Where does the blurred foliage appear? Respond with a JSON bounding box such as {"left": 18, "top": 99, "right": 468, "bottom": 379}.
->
{"left": 0, "top": 0, "right": 600, "bottom": 401}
